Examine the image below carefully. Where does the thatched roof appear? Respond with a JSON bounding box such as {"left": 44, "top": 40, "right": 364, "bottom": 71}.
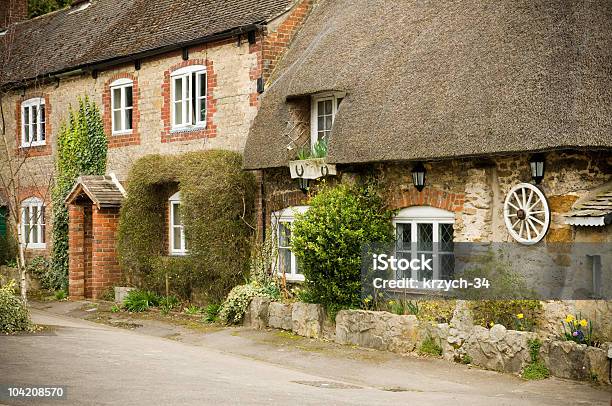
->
{"left": 244, "top": 0, "right": 612, "bottom": 169}
{"left": 0, "top": 0, "right": 294, "bottom": 86}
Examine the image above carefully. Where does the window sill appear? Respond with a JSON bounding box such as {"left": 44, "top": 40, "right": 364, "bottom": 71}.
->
{"left": 112, "top": 130, "right": 133, "bottom": 136}
{"left": 20, "top": 143, "right": 46, "bottom": 149}
{"left": 24, "top": 244, "right": 46, "bottom": 250}
{"left": 278, "top": 273, "right": 304, "bottom": 282}
{"left": 170, "top": 125, "right": 207, "bottom": 134}
{"left": 169, "top": 252, "right": 188, "bottom": 257}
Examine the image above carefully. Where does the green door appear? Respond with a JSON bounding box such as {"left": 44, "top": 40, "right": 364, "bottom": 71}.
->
{"left": 0, "top": 206, "right": 7, "bottom": 237}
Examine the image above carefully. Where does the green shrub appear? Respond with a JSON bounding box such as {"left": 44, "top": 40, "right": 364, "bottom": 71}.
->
{"left": 0, "top": 234, "right": 17, "bottom": 266}
{"left": 522, "top": 338, "right": 550, "bottom": 380}
{"left": 54, "top": 290, "right": 67, "bottom": 300}
{"left": 218, "top": 282, "right": 277, "bottom": 325}
{"left": 183, "top": 305, "right": 203, "bottom": 315}
{"left": 418, "top": 336, "right": 443, "bottom": 356}
{"left": 123, "top": 290, "right": 160, "bottom": 312}
{"left": 118, "top": 151, "right": 256, "bottom": 303}
{"left": 203, "top": 303, "right": 221, "bottom": 323}
{"left": 470, "top": 300, "right": 542, "bottom": 331}
{"left": 0, "top": 280, "right": 33, "bottom": 334}
{"left": 417, "top": 300, "right": 456, "bottom": 324}
{"left": 290, "top": 183, "right": 393, "bottom": 310}
{"left": 460, "top": 354, "right": 472, "bottom": 364}
{"left": 51, "top": 96, "right": 107, "bottom": 291}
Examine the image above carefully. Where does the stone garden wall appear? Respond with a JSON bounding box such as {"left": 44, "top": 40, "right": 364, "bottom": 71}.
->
{"left": 244, "top": 298, "right": 611, "bottom": 385}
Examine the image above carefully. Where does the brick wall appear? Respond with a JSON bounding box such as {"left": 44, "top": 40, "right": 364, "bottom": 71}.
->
{"left": 103, "top": 73, "right": 141, "bottom": 148}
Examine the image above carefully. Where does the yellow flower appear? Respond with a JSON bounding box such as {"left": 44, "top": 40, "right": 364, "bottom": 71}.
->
{"left": 517, "top": 313, "right": 524, "bottom": 319}
{"left": 489, "top": 322, "right": 495, "bottom": 327}
{"left": 579, "top": 319, "right": 588, "bottom": 327}
{"left": 565, "top": 315, "right": 574, "bottom": 323}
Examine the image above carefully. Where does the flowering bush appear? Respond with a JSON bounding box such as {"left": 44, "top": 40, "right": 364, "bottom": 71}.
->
{"left": 218, "top": 281, "right": 280, "bottom": 325}
{"left": 561, "top": 314, "right": 593, "bottom": 346}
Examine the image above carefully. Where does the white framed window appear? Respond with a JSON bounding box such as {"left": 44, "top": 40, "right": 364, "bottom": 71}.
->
{"left": 170, "top": 65, "right": 207, "bottom": 130}
{"left": 21, "top": 98, "right": 46, "bottom": 147}
{"left": 110, "top": 78, "right": 134, "bottom": 134}
{"left": 21, "top": 197, "right": 46, "bottom": 249}
{"left": 310, "top": 93, "right": 344, "bottom": 149}
{"left": 169, "top": 192, "right": 187, "bottom": 255}
{"left": 272, "top": 206, "right": 309, "bottom": 282}
{"left": 393, "top": 206, "right": 455, "bottom": 283}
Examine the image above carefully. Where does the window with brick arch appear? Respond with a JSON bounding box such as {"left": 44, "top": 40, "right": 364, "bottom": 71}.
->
{"left": 170, "top": 65, "right": 206, "bottom": 130}
{"left": 21, "top": 97, "right": 46, "bottom": 147}
{"left": 110, "top": 78, "right": 133, "bottom": 134}
{"left": 21, "top": 197, "right": 46, "bottom": 249}
{"left": 393, "top": 206, "right": 455, "bottom": 283}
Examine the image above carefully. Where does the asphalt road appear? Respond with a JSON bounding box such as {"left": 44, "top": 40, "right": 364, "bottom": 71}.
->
{"left": 1, "top": 310, "right": 610, "bottom": 405}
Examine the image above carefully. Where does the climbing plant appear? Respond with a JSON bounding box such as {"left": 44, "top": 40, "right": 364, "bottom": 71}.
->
{"left": 50, "top": 96, "right": 107, "bottom": 290}
{"left": 117, "top": 150, "right": 256, "bottom": 303}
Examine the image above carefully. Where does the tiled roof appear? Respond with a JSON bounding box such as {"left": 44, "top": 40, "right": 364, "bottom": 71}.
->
{"left": 565, "top": 182, "right": 612, "bottom": 227}
{"left": 0, "top": 0, "right": 294, "bottom": 85}
{"left": 65, "top": 175, "right": 125, "bottom": 208}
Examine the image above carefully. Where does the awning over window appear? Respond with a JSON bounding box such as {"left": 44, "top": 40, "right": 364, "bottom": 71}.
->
{"left": 564, "top": 181, "right": 612, "bottom": 227}
{"left": 65, "top": 174, "right": 126, "bottom": 209}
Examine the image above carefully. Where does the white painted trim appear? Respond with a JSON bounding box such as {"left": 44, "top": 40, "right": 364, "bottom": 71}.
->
{"left": 21, "top": 97, "right": 46, "bottom": 147}
{"left": 169, "top": 193, "right": 186, "bottom": 255}
{"left": 394, "top": 206, "right": 455, "bottom": 221}
{"left": 110, "top": 173, "right": 126, "bottom": 197}
{"left": 271, "top": 206, "right": 310, "bottom": 281}
{"left": 20, "top": 197, "right": 46, "bottom": 249}
{"left": 170, "top": 65, "right": 206, "bottom": 77}
{"left": 310, "top": 92, "right": 345, "bottom": 149}
{"left": 110, "top": 81, "right": 134, "bottom": 135}
{"left": 564, "top": 216, "right": 606, "bottom": 227}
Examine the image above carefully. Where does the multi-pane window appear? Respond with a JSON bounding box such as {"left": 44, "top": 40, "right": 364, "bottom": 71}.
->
{"left": 169, "top": 192, "right": 187, "bottom": 255}
{"left": 272, "top": 206, "right": 309, "bottom": 281}
{"left": 393, "top": 206, "right": 454, "bottom": 283}
{"left": 21, "top": 98, "right": 46, "bottom": 147}
{"left": 21, "top": 197, "right": 45, "bottom": 248}
{"left": 311, "top": 94, "right": 343, "bottom": 149}
{"left": 110, "top": 78, "right": 133, "bottom": 134}
{"left": 170, "top": 65, "right": 206, "bottom": 129}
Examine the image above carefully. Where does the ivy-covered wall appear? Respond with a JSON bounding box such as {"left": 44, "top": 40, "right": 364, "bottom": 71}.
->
{"left": 118, "top": 150, "right": 256, "bottom": 303}
{"left": 50, "top": 97, "right": 107, "bottom": 290}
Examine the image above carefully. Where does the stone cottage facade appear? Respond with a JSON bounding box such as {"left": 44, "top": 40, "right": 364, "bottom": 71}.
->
{"left": 0, "top": 0, "right": 313, "bottom": 298}
{"left": 243, "top": 1, "right": 612, "bottom": 335}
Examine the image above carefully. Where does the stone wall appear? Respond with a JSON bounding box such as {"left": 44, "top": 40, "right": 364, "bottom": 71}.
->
{"left": 244, "top": 298, "right": 612, "bottom": 385}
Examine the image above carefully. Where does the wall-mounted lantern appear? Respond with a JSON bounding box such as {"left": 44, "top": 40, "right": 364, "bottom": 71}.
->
{"left": 411, "top": 162, "right": 426, "bottom": 192}
{"left": 297, "top": 177, "right": 310, "bottom": 194}
{"left": 529, "top": 154, "right": 545, "bottom": 185}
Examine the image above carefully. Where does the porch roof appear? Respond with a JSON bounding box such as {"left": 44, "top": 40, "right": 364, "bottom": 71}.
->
{"left": 65, "top": 175, "right": 125, "bottom": 209}
{"left": 564, "top": 182, "right": 612, "bottom": 227}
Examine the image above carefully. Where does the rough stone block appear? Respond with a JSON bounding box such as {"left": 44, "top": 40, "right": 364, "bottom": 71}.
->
{"left": 114, "top": 286, "right": 134, "bottom": 304}
{"left": 244, "top": 296, "right": 270, "bottom": 329}
{"left": 292, "top": 302, "right": 324, "bottom": 338}
{"left": 335, "top": 310, "right": 419, "bottom": 353}
{"left": 462, "top": 325, "right": 535, "bottom": 373}
{"left": 268, "top": 302, "right": 292, "bottom": 330}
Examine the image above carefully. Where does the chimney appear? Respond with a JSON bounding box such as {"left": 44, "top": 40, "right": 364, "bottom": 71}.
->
{"left": 0, "top": 0, "right": 28, "bottom": 29}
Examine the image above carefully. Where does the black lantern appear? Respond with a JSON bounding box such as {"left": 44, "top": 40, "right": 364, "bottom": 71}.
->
{"left": 411, "top": 162, "right": 426, "bottom": 192}
{"left": 297, "top": 178, "right": 310, "bottom": 194}
{"left": 529, "top": 154, "right": 545, "bottom": 184}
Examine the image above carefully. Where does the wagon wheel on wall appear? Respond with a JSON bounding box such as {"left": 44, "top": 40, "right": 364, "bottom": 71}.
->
{"left": 503, "top": 183, "right": 550, "bottom": 245}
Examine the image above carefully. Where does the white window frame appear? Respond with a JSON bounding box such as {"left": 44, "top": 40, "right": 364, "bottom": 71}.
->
{"left": 392, "top": 206, "right": 455, "bottom": 284}
{"left": 110, "top": 78, "right": 134, "bottom": 135}
{"left": 170, "top": 65, "right": 207, "bottom": 130}
{"left": 169, "top": 192, "right": 187, "bottom": 255}
{"left": 310, "top": 92, "right": 344, "bottom": 149}
{"left": 21, "top": 97, "right": 46, "bottom": 147}
{"left": 21, "top": 197, "right": 46, "bottom": 249}
{"left": 271, "top": 206, "right": 309, "bottom": 282}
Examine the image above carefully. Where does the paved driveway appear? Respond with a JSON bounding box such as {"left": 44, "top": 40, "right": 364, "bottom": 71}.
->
{"left": 0, "top": 309, "right": 610, "bottom": 405}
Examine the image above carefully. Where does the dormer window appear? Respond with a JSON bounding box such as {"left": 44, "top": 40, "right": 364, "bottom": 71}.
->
{"left": 21, "top": 98, "right": 46, "bottom": 147}
{"left": 170, "top": 65, "right": 207, "bottom": 130}
{"left": 310, "top": 93, "right": 343, "bottom": 149}
{"left": 110, "top": 78, "right": 134, "bottom": 135}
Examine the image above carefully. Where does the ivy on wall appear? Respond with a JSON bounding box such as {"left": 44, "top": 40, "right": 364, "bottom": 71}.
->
{"left": 117, "top": 150, "right": 256, "bottom": 303}
{"left": 50, "top": 97, "right": 107, "bottom": 290}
